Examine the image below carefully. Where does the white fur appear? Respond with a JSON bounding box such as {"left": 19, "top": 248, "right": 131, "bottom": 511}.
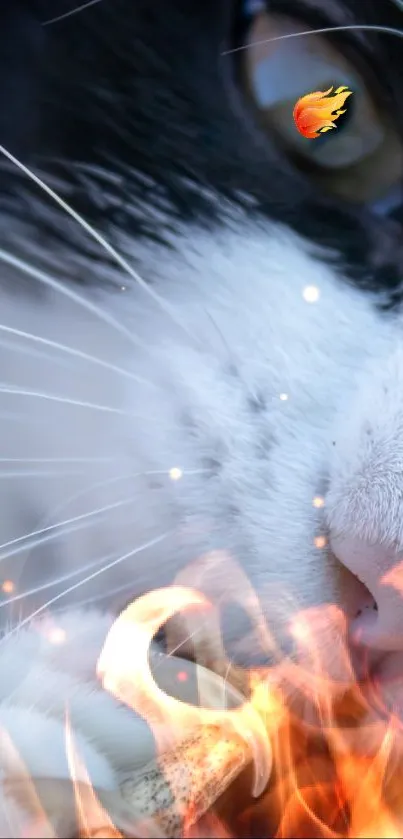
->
{"left": 0, "top": 217, "right": 402, "bottom": 831}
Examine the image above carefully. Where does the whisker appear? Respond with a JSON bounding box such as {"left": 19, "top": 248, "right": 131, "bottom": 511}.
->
{"left": 0, "top": 385, "right": 138, "bottom": 417}
{"left": 0, "top": 246, "right": 147, "bottom": 351}
{"left": 43, "top": 0, "right": 102, "bottom": 26}
{"left": 222, "top": 658, "right": 232, "bottom": 696}
{"left": 0, "top": 548, "right": 118, "bottom": 606}
{"left": 0, "top": 531, "right": 172, "bottom": 644}
{"left": 0, "top": 324, "right": 154, "bottom": 388}
{"left": 222, "top": 24, "right": 403, "bottom": 56}
{"left": 0, "top": 468, "right": 207, "bottom": 560}
{"left": 0, "top": 494, "right": 138, "bottom": 562}
{"left": 0, "top": 146, "right": 198, "bottom": 346}
{"left": 54, "top": 576, "right": 149, "bottom": 611}
{"left": 203, "top": 306, "right": 252, "bottom": 394}
{"left": 0, "top": 384, "right": 191, "bottom": 432}
{"left": 0, "top": 336, "right": 76, "bottom": 370}
{"left": 18, "top": 473, "right": 141, "bottom": 559}
{"left": 163, "top": 625, "right": 205, "bottom": 662}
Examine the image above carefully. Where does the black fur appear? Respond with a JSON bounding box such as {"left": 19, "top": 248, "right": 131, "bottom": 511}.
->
{"left": 0, "top": 0, "right": 402, "bottom": 299}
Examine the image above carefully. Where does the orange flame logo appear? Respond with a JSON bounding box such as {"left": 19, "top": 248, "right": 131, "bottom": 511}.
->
{"left": 293, "top": 85, "right": 353, "bottom": 140}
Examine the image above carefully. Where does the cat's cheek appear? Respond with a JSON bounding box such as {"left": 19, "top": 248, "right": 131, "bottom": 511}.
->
{"left": 324, "top": 341, "right": 403, "bottom": 637}
{"left": 326, "top": 339, "right": 403, "bottom": 551}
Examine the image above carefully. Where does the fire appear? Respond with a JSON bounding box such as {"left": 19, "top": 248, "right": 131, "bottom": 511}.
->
{"left": 96, "top": 583, "right": 271, "bottom": 838}
{"left": 94, "top": 554, "right": 403, "bottom": 837}
{"left": 65, "top": 710, "right": 122, "bottom": 838}
{"left": 2, "top": 552, "right": 403, "bottom": 836}
{"left": 293, "top": 86, "right": 353, "bottom": 140}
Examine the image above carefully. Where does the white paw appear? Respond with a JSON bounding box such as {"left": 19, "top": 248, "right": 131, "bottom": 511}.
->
{"left": 0, "top": 609, "right": 155, "bottom": 837}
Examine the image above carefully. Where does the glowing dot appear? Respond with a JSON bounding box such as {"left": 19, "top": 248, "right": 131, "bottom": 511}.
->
{"left": 290, "top": 618, "right": 310, "bottom": 644}
{"left": 121, "top": 286, "right": 126, "bottom": 291}
{"left": 303, "top": 285, "right": 320, "bottom": 303}
{"left": 2, "top": 580, "right": 14, "bottom": 594}
{"left": 279, "top": 393, "right": 289, "bottom": 401}
{"left": 314, "top": 535, "right": 327, "bottom": 549}
{"left": 176, "top": 670, "right": 188, "bottom": 682}
{"left": 313, "top": 495, "right": 325, "bottom": 509}
{"left": 48, "top": 627, "right": 66, "bottom": 645}
{"left": 169, "top": 467, "right": 183, "bottom": 481}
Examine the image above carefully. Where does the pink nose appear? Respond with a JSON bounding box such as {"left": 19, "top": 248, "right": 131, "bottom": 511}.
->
{"left": 331, "top": 534, "right": 403, "bottom": 652}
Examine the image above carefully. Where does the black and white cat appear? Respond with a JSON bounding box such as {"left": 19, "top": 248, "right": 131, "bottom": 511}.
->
{"left": 0, "top": 0, "right": 403, "bottom": 834}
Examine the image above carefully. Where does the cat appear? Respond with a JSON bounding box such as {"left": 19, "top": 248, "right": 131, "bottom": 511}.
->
{"left": 0, "top": 0, "right": 403, "bottom": 834}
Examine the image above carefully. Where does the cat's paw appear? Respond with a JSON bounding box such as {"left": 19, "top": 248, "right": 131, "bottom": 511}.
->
{"left": 0, "top": 609, "right": 155, "bottom": 837}
{"left": 0, "top": 604, "right": 263, "bottom": 838}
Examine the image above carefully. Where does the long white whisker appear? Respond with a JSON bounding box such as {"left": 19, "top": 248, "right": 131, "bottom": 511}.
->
{"left": 59, "top": 576, "right": 167, "bottom": 612}
{"left": 17, "top": 473, "right": 140, "bottom": 560}
{"left": 0, "top": 495, "right": 137, "bottom": 562}
{"left": 54, "top": 576, "right": 144, "bottom": 611}
{"left": 0, "top": 549, "right": 118, "bottom": 606}
{"left": 222, "top": 24, "right": 403, "bottom": 56}
{"left": 43, "top": 0, "right": 102, "bottom": 26}
{"left": 0, "top": 468, "right": 206, "bottom": 559}
{"left": 0, "top": 389, "right": 190, "bottom": 432}
{"left": 0, "top": 246, "right": 146, "bottom": 350}
{"left": 1, "top": 531, "right": 171, "bottom": 644}
{"left": 0, "top": 336, "right": 75, "bottom": 369}
{"left": 0, "top": 146, "right": 198, "bottom": 345}
{"left": 0, "top": 324, "right": 154, "bottom": 388}
{"left": 0, "top": 385, "right": 137, "bottom": 417}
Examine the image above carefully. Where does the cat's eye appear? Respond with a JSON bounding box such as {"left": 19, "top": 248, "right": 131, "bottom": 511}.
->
{"left": 239, "top": 10, "right": 403, "bottom": 206}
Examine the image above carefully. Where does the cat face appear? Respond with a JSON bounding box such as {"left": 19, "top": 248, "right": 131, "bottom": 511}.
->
{"left": 0, "top": 1, "right": 403, "bottom": 681}
{"left": 2, "top": 2, "right": 403, "bottom": 833}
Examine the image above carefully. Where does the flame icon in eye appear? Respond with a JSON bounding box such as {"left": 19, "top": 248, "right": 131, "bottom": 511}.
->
{"left": 293, "top": 85, "right": 353, "bottom": 140}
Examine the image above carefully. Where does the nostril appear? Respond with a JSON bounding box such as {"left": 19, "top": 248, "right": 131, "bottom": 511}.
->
{"left": 350, "top": 591, "right": 378, "bottom": 653}
{"left": 349, "top": 600, "right": 385, "bottom": 681}
{"left": 335, "top": 560, "right": 378, "bottom": 627}
{"left": 354, "top": 600, "right": 378, "bottom": 620}
{"left": 331, "top": 533, "right": 403, "bottom": 650}
{"left": 351, "top": 598, "right": 378, "bottom": 646}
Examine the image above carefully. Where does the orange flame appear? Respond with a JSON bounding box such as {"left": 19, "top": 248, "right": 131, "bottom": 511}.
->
{"left": 0, "top": 727, "right": 56, "bottom": 838}
{"left": 97, "top": 584, "right": 272, "bottom": 836}
{"left": 64, "top": 710, "right": 122, "bottom": 838}
{"left": 293, "top": 86, "right": 353, "bottom": 139}
{"left": 3, "top": 552, "right": 403, "bottom": 837}
{"left": 95, "top": 553, "right": 403, "bottom": 837}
